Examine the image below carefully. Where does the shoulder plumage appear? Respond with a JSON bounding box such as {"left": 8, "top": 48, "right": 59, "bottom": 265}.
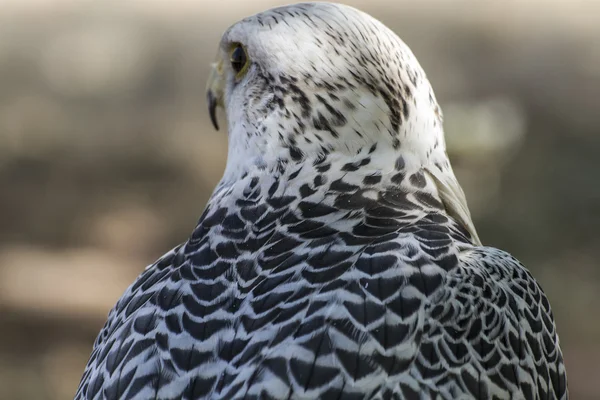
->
{"left": 432, "top": 246, "right": 568, "bottom": 399}
{"left": 75, "top": 244, "right": 186, "bottom": 400}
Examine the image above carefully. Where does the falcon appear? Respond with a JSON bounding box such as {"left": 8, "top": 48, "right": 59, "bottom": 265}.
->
{"left": 75, "top": 3, "right": 567, "bottom": 399}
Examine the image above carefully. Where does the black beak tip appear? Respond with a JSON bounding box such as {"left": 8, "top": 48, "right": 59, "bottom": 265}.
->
{"left": 207, "top": 91, "right": 219, "bottom": 131}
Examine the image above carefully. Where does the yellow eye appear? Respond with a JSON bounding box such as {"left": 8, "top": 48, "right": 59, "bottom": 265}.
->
{"left": 230, "top": 43, "right": 249, "bottom": 79}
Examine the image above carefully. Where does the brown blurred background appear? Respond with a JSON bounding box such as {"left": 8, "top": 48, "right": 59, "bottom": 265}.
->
{"left": 0, "top": 0, "right": 598, "bottom": 398}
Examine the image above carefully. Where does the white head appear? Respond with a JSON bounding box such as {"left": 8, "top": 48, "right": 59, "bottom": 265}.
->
{"left": 206, "top": 2, "right": 480, "bottom": 244}
{"left": 208, "top": 3, "right": 446, "bottom": 174}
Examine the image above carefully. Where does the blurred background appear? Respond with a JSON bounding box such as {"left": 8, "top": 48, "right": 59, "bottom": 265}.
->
{"left": 0, "top": 0, "right": 598, "bottom": 398}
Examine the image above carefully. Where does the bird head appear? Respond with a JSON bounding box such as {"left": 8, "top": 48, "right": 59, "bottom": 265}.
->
{"left": 206, "top": 2, "right": 480, "bottom": 244}
{"left": 207, "top": 2, "right": 446, "bottom": 167}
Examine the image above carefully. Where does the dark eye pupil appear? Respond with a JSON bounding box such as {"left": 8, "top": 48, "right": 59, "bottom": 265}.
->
{"left": 231, "top": 46, "right": 246, "bottom": 73}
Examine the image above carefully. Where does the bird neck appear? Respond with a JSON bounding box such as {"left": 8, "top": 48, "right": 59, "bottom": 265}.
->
{"left": 211, "top": 143, "right": 450, "bottom": 218}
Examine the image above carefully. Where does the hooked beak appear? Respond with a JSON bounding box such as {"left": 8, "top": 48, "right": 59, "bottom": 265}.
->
{"left": 206, "top": 59, "right": 224, "bottom": 130}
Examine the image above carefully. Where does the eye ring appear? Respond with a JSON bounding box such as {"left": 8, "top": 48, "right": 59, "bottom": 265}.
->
{"left": 230, "top": 43, "right": 249, "bottom": 78}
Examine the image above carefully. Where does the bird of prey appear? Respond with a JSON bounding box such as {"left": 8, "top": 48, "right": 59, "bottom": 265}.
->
{"left": 75, "top": 3, "right": 567, "bottom": 399}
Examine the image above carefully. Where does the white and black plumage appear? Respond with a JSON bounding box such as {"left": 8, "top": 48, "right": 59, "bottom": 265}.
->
{"left": 75, "top": 3, "right": 567, "bottom": 399}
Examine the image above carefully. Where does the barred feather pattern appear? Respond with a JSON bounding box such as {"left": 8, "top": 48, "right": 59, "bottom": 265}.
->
{"left": 75, "top": 151, "right": 566, "bottom": 400}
